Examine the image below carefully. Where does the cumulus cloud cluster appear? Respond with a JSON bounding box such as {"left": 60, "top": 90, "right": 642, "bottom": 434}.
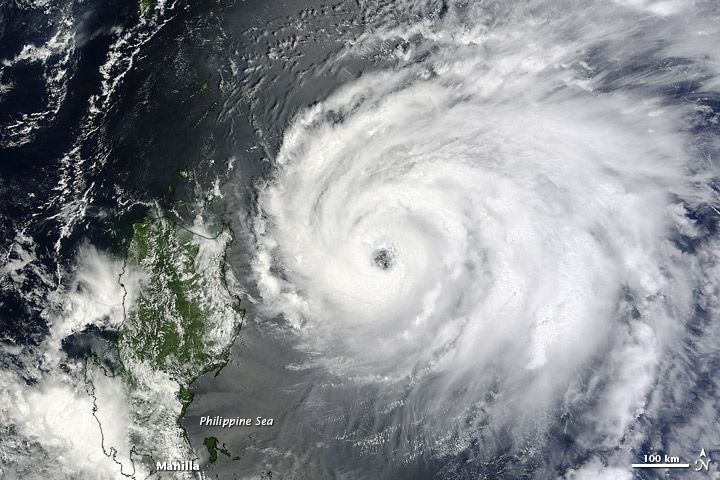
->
{"left": 0, "top": 245, "right": 140, "bottom": 479}
{"left": 252, "top": 0, "right": 720, "bottom": 473}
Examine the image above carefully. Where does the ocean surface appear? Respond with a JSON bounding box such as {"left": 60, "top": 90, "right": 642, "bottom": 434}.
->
{"left": 2, "top": 0, "right": 720, "bottom": 479}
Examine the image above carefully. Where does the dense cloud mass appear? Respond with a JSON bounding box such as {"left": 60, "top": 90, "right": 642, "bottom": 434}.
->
{"left": 252, "top": 0, "right": 720, "bottom": 475}
{"left": 2, "top": 0, "right": 720, "bottom": 478}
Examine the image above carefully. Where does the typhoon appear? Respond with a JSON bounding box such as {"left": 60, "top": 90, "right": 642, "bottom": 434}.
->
{"left": 250, "top": 0, "right": 720, "bottom": 477}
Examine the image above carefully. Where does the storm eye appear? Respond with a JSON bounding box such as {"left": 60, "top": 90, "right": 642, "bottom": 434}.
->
{"left": 373, "top": 248, "right": 393, "bottom": 270}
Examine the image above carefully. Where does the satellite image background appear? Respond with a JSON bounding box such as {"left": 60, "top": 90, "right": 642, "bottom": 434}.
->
{"left": 1, "top": 0, "right": 720, "bottom": 479}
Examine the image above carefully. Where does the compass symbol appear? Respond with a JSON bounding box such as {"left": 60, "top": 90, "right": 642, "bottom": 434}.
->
{"left": 694, "top": 448, "right": 711, "bottom": 472}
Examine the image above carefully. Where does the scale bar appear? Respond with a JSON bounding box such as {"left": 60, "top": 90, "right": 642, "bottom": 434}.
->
{"left": 631, "top": 463, "right": 690, "bottom": 468}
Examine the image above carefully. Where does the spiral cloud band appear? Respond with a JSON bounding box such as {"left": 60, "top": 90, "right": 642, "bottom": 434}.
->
{"left": 251, "top": 0, "right": 720, "bottom": 473}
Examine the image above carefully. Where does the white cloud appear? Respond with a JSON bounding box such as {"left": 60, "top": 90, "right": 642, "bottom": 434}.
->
{"left": 565, "top": 457, "right": 633, "bottom": 480}
{"left": 250, "top": 0, "right": 720, "bottom": 466}
{"left": 48, "top": 244, "right": 142, "bottom": 348}
{"left": 1, "top": 245, "right": 144, "bottom": 479}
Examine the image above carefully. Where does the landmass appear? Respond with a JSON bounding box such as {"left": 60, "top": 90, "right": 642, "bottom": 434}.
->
{"left": 86, "top": 214, "right": 244, "bottom": 477}
{"left": 203, "top": 437, "right": 231, "bottom": 464}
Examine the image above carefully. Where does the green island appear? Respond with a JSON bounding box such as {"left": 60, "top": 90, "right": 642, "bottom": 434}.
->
{"left": 139, "top": 0, "right": 155, "bottom": 14}
{"left": 203, "top": 436, "right": 232, "bottom": 464}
